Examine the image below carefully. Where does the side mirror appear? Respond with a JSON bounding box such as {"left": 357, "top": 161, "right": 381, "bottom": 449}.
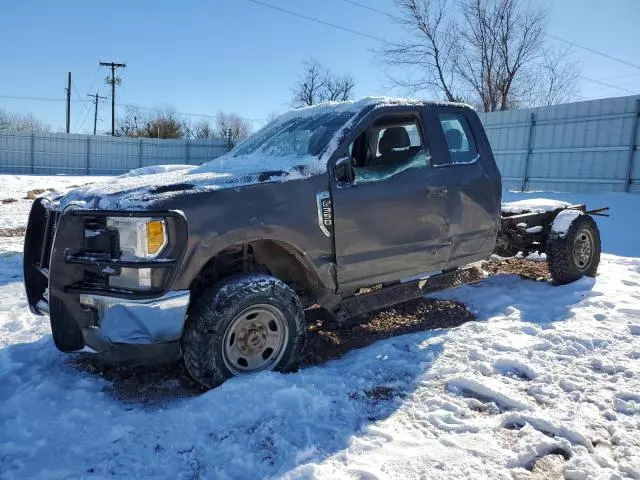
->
{"left": 334, "top": 156, "right": 354, "bottom": 184}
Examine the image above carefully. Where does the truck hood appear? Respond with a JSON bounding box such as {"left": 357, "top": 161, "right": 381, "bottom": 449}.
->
{"left": 54, "top": 163, "right": 307, "bottom": 211}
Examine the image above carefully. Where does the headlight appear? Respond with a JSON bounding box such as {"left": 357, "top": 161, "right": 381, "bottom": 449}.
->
{"left": 105, "top": 217, "right": 167, "bottom": 291}
{"left": 106, "top": 217, "right": 168, "bottom": 259}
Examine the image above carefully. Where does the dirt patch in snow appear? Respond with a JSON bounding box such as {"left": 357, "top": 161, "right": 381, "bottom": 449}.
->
{"left": 1, "top": 198, "right": 17, "bottom": 204}
{"left": 302, "top": 299, "right": 474, "bottom": 367}
{"left": 483, "top": 258, "right": 550, "bottom": 282}
{"left": 24, "top": 188, "right": 46, "bottom": 199}
{"left": 0, "top": 227, "right": 26, "bottom": 237}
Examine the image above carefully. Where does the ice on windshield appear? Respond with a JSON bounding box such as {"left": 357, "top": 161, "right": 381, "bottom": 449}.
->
{"left": 193, "top": 111, "right": 356, "bottom": 176}
{"left": 236, "top": 112, "right": 354, "bottom": 157}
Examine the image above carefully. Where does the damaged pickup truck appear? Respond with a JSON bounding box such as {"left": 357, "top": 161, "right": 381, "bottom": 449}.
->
{"left": 24, "top": 98, "right": 605, "bottom": 388}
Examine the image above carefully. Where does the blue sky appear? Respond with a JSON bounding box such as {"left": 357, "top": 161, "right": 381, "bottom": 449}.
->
{"left": 1, "top": 0, "right": 639, "bottom": 133}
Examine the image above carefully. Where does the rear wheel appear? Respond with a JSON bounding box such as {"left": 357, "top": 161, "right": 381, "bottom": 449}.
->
{"left": 546, "top": 214, "right": 600, "bottom": 285}
{"left": 182, "top": 274, "right": 306, "bottom": 389}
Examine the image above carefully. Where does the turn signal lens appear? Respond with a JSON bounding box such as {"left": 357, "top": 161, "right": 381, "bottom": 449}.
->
{"left": 146, "top": 220, "right": 167, "bottom": 256}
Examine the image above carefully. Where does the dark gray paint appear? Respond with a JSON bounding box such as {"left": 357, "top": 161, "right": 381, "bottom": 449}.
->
{"left": 24, "top": 100, "right": 502, "bottom": 358}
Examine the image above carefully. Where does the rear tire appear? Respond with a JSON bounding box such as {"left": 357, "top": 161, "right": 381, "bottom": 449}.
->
{"left": 181, "top": 274, "right": 306, "bottom": 389}
{"left": 546, "top": 214, "right": 600, "bottom": 285}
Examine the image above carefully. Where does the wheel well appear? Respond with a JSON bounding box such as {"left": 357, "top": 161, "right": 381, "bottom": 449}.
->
{"left": 189, "top": 240, "right": 319, "bottom": 308}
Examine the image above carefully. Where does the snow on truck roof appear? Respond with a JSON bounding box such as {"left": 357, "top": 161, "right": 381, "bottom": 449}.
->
{"left": 268, "top": 96, "right": 471, "bottom": 121}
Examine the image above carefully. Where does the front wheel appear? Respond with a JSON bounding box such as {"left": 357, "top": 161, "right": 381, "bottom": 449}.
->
{"left": 182, "top": 274, "right": 307, "bottom": 389}
{"left": 546, "top": 213, "right": 601, "bottom": 285}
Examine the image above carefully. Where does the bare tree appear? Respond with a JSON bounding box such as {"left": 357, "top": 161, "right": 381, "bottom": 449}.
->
{"left": 187, "top": 118, "right": 217, "bottom": 139}
{"left": 524, "top": 46, "right": 580, "bottom": 107}
{"left": 380, "top": 0, "right": 459, "bottom": 101}
{"left": 381, "top": 0, "right": 577, "bottom": 110}
{"left": 292, "top": 59, "right": 356, "bottom": 106}
{"left": 114, "top": 106, "right": 142, "bottom": 137}
{"left": 216, "top": 112, "right": 252, "bottom": 147}
{"left": 0, "top": 108, "right": 50, "bottom": 133}
{"left": 293, "top": 60, "right": 328, "bottom": 106}
{"left": 115, "top": 107, "right": 184, "bottom": 138}
{"left": 325, "top": 74, "right": 356, "bottom": 102}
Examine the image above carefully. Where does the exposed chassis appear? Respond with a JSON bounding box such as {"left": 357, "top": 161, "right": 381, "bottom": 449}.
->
{"left": 495, "top": 204, "right": 609, "bottom": 258}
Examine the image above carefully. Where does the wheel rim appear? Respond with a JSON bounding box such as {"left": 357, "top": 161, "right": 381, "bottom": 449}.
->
{"left": 221, "top": 304, "right": 289, "bottom": 375}
{"left": 573, "top": 228, "right": 594, "bottom": 271}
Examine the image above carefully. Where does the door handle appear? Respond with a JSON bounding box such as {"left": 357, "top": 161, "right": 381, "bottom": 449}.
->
{"left": 426, "top": 186, "right": 447, "bottom": 198}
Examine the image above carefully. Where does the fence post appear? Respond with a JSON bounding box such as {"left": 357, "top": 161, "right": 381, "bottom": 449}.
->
{"left": 624, "top": 98, "right": 640, "bottom": 193}
{"left": 138, "top": 138, "right": 144, "bottom": 168}
{"left": 86, "top": 136, "right": 91, "bottom": 175}
{"left": 521, "top": 112, "right": 536, "bottom": 192}
{"left": 30, "top": 132, "right": 35, "bottom": 174}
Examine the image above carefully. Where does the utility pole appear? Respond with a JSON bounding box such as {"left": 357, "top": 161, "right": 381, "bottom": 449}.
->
{"left": 87, "top": 93, "right": 107, "bottom": 135}
{"left": 99, "top": 61, "right": 126, "bottom": 136}
{"left": 65, "top": 72, "right": 71, "bottom": 133}
{"left": 225, "top": 127, "right": 233, "bottom": 150}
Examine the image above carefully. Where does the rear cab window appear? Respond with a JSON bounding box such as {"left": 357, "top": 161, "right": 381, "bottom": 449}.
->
{"left": 437, "top": 113, "right": 479, "bottom": 165}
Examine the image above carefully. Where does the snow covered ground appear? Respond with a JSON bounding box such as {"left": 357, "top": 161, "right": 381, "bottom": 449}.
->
{"left": 1, "top": 174, "right": 639, "bottom": 479}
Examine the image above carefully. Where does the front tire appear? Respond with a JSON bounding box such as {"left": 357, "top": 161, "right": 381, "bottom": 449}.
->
{"left": 547, "top": 213, "right": 601, "bottom": 285}
{"left": 182, "top": 274, "right": 306, "bottom": 389}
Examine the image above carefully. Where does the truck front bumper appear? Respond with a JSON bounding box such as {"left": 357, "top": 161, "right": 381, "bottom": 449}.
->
{"left": 80, "top": 289, "right": 188, "bottom": 342}
{"left": 23, "top": 198, "right": 189, "bottom": 365}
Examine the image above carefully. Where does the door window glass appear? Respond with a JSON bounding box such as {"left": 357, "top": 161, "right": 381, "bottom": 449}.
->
{"left": 438, "top": 113, "right": 479, "bottom": 164}
{"left": 348, "top": 118, "right": 431, "bottom": 184}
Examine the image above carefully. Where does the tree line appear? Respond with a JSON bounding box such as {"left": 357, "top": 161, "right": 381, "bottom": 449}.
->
{"left": 114, "top": 107, "right": 252, "bottom": 146}
{"left": 0, "top": 108, "right": 49, "bottom": 133}
{"left": 2, "top": 0, "right": 580, "bottom": 136}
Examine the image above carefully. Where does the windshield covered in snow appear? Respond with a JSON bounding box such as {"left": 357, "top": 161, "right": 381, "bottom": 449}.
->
{"left": 233, "top": 112, "right": 354, "bottom": 158}
{"left": 193, "top": 110, "right": 356, "bottom": 176}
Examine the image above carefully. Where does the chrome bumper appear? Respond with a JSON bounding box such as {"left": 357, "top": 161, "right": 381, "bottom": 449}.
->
{"left": 79, "top": 290, "right": 190, "bottom": 346}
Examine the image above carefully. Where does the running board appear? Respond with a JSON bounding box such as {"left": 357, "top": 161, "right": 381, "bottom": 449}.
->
{"left": 336, "top": 265, "right": 485, "bottom": 319}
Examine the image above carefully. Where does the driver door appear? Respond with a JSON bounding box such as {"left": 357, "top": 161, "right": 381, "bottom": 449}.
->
{"left": 330, "top": 110, "right": 451, "bottom": 291}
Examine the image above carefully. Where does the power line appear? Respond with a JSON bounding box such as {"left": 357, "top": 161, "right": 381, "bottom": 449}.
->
{"left": 244, "top": 0, "right": 396, "bottom": 44}
{"left": 579, "top": 76, "right": 639, "bottom": 95}
{"left": 72, "top": 80, "right": 93, "bottom": 131}
{"left": 0, "top": 94, "right": 69, "bottom": 102}
{"left": 0, "top": 94, "right": 265, "bottom": 123}
{"left": 546, "top": 34, "right": 640, "bottom": 72}
{"left": 340, "top": 0, "right": 403, "bottom": 21}
{"left": 85, "top": 66, "right": 102, "bottom": 99}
